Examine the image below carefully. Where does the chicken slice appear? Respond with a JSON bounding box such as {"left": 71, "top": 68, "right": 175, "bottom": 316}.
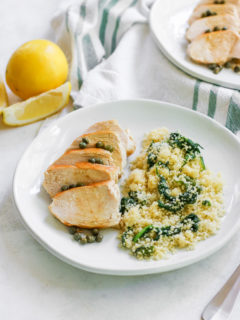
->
{"left": 187, "top": 30, "right": 239, "bottom": 64}
{"left": 186, "top": 14, "right": 239, "bottom": 42}
{"left": 189, "top": 4, "right": 239, "bottom": 25}
{"left": 198, "top": 0, "right": 240, "bottom": 6}
{"left": 43, "top": 163, "right": 118, "bottom": 197}
{"left": 230, "top": 37, "right": 240, "bottom": 58}
{"left": 49, "top": 180, "right": 121, "bottom": 228}
{"left": 68, "top": 130, "right": 126, "bottom": 173}
{"left": 53, "top": 148, "right": 115, "bottom": 167}
{"left": 84, "top": 120, "right": 136, "bottom": 156}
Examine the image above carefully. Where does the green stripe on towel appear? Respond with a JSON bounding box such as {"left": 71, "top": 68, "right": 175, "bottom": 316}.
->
{"left": 111, "top": 0, "right": 137, "bottom": 53}
{"left": 208, "top": 85, "right": 218, "bottom": 118}
{"left": 99, "top": 0, "right": 119, "bottom": 46}
{"left": 80, "top": 3, "right": 86, "bottom": 18}
{"left": 65, "top": 10, "right": 70, "bottom": 33}
{"left": 226, "top": 96, "right": 240, "bottom": 133}
{"left": 82, "top": 34, "right": 99, "bottom": 70}
{"left": 192, "top": 80, "right": 201, "bottom": 110}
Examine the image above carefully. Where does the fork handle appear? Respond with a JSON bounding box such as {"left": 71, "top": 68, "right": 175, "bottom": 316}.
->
{"left": 202, "top": 264, "right": 240, "bottom": 320}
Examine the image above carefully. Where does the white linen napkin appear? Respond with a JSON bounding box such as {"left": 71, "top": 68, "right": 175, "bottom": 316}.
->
{"left": 44, "top": 0, "right": 240, "bottom": 136}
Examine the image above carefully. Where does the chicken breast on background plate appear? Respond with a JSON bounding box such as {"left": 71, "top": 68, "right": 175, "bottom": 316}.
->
{"left": 187, "top": 30, "right": 239, "bottom": 64}
{"left": 188, "top": 4, "right": 239, "bottom": 25}
{"left": 186, "top": 14, "right": 240, "bottom": 42}
{"left": 198, "top": 0, "right": 240, "bottom": 6}
{"left": 49, "top": 180, "right": 121, "bottom": 229}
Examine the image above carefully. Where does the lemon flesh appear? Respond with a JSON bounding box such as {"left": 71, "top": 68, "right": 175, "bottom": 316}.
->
{"left": 0, "top": 77, "right": 9, "bottom": 114}
{"left": 6, "top": 39, "right": 68, "bottom": 100}
{"left": 2, "top": 82, "right": 71, "bottom": 126}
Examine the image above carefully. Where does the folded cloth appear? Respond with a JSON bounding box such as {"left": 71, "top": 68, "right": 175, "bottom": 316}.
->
{"left": 48, "top": 0, "right": 240, "bottom": 136}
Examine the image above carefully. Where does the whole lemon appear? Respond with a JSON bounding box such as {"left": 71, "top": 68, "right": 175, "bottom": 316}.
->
{"left": 6, "top": 39, "right": 68, "bottom": 100}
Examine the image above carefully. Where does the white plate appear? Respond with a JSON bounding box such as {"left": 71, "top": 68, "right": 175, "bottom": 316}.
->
{"left": 13, "top": 100, "right": 240, "bottom": 275}
{"left": 150, "top": 0, "right": 240, "bottom": 90}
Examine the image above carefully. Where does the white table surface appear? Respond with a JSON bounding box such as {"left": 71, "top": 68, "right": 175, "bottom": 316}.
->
{"left": 0, "top": 1, "right": 239, "bottom": 319}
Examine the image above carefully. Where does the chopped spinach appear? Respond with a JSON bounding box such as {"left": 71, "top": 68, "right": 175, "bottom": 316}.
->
{"left": 120, "top": 197, "right": 136, "bottom": 214}
{"left": 168, "top": 132, "right": 203, "bottom": 167}
{"left": 157, "top": 174, "right": 200, "bottom": 212}
{"left": 202, "top": 200, "right": 211, "bottom": 206}
{"left": 181, "top": 213, "right": 200, "bottom": 232}
{"left": 200, "top": 156, "right": 206, "bottom": 170}
{"left": 134, "top": 246, "right": 154, "bottom": 258}
{"left": 133, "top": 225, "right": 153, "bottom": 242}
{"left": 121, "top": 227, "right": 133, "bottom": 247}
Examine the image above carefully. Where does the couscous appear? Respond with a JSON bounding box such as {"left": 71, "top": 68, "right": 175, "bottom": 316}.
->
{"left": 120, "top": 128, "right": 224, "bottom": 260}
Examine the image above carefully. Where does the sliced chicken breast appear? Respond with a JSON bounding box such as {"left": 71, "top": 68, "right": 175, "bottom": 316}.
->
{"left": 189, "top": 4, "right": 239, "bottom": 25}
{"left": 49, "top": 180, "right": 121, "bottom": 228}
{"left": 53, "top": 148, "right": 115, "bottom": 167}
{"left": 43, "top": 163, "right": 119, "bottom": 197}
{"left": 186, "top": 14, "right": 239, "bottom": 42}
{"left": 84, "top": 120, "right": 136, "bottom": 156}
{"left": 230, "top": 37, "right": 240, "bottom": 58}
{"left": 68, "top": 130, "right": 127, "bottom": 173}
{"left": 187, "top": 30, "right": 239, "bottom": 64}
{"left": 199, "top": 0, "right": 240, "bottom": 6}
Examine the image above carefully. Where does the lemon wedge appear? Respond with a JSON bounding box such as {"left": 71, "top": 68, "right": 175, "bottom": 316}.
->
{"left": 0, "top": 77, "right": 9, "bottom": 114}
{"left": 2, "top": 82, "right": 71, "bottom": 126}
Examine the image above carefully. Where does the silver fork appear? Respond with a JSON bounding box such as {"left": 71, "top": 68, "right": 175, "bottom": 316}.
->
{"left": 202, "top": 264, "right": 240, "bottom": 320}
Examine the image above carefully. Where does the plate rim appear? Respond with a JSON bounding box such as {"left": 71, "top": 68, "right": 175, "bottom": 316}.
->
{"left": 149, "top": 0, "right": 240, "bottom": 90}
{"left": 13, "top": 99, "right": 240, "bottom": 275}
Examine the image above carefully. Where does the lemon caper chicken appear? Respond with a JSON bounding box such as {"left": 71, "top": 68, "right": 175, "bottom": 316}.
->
{"left": 43, "top": 163, "right": 118, "bottom": 197}
{"left": 187, "top": 0, "right": 240, "bottom": 73}
{"left": 49, "top": 180, "right": 121, "bottom": 229}
{"left": 53, "top": 148, "right": 115, "bottom": 167}
{"left": 85, "top": 119, "right": 136, "bottom": 156}
{"left": 43, "top": 120, "right": 136, "bottom": 231}
{"left": 68, "top": 130, "right": 127, "bottom": 174}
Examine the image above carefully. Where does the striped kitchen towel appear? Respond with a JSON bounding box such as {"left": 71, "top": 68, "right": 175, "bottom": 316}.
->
{"left": 49, "top": 0, "right": 240, "bottom": 136}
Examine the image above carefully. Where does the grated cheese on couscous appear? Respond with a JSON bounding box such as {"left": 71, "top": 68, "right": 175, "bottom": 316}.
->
{"left": 119, "top": 128, "right": 224, "bottom": 260}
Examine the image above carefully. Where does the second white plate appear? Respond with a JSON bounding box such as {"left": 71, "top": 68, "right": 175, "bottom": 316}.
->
{"left": 150, "top": 0, "right": 240, "bottom": 90}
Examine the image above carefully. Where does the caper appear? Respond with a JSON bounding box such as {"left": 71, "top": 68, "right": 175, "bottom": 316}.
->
{"left": 234, "top": 66, "right": 240, "bottom": 73}
{"left": 79, "top": 233, "right": 87, "bottom": 244}
{"left": 95, "top": 158, "right": 104, "bottom": 165}
{"left": 222, "top": 27, "right": 227, "bottom": 31}
{"left": 82, "top": 138, "right": 89, "bottom": 144}
{"left": 206, "top": 10, "right": 211, "bottom": 16}
{"left": 61, "top": 185, "right": 69, "bottom": 191}
{"left": 92, "top": 228, "right": 99, "bottom": 235}
{"left": 87, "top": 235, "right": 95, "bottom": 243}
{"left": 213, "top": 66, "right": 221, "bottom": 74}
{"left": 69, "top": 226, "right": 77, "bottom": 234}
{"left": 208, "top": 63, "right": 217, "bottom": 70}
{"left": 96, "top": 141, "right": 105, "bottom": 148}
{"left": 224, "top": 61, "right": 232, "bottom": 68}
{"left": 213, "top": 26, "right": 220, "bottom": 32}
{"left": 105, "top": 145, "right": 114, "bottom": 152}
{"left": 205, "top": 29, "right": 211, "bottom": 33}
{"left": 69, "top": 184, "right": 76, "bottom": 189}
{"left": 201, "top": 12, "right": 207, "bottom": 18}
{"left": 76, "top": 182, "right": 84, "bottom": 187}
{"left": 79, "top": 142, "right": 87, "bottom": 149}
{"left": 88, "top": 158, "right": 96, "bottom": 163}
{"left": 74, "top": 232, "right": 82, "bottom": 241}
{"left": 96, "top": 233, "right": 103, "bottom": 242}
